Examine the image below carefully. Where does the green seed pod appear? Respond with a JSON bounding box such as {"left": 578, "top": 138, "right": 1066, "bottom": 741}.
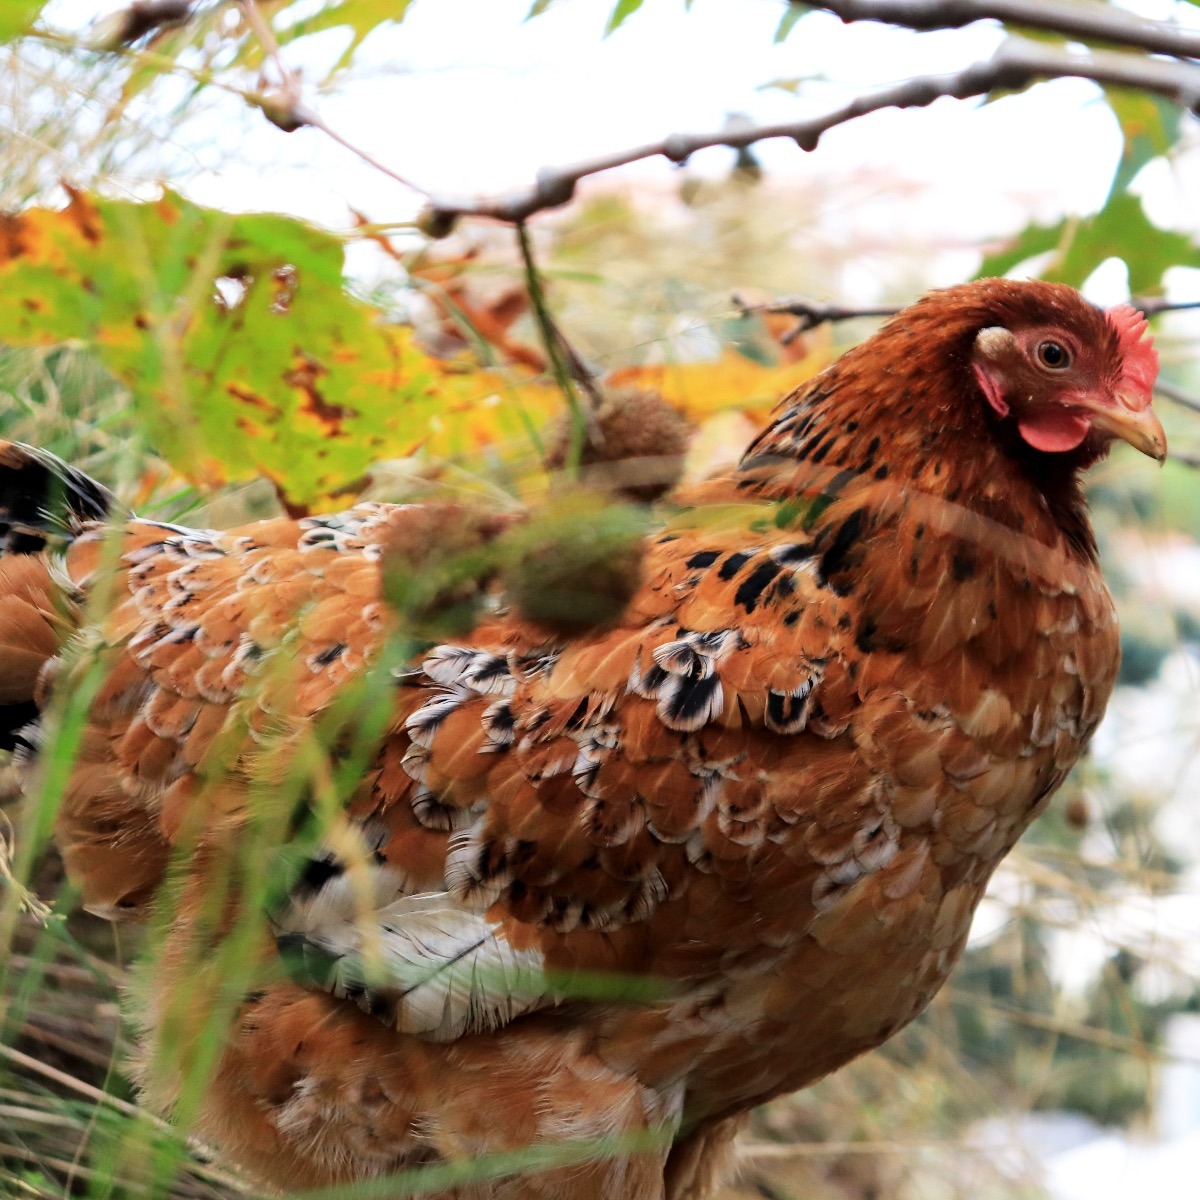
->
{"left": 498, "top": 491, "right": 647, "bottom": 634}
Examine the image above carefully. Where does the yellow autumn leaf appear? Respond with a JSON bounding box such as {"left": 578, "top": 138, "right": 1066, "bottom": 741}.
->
{"left": 605, "top": 338, "right": 835, "bottom": 424}
{"left": 419, "top": 331, "right": 835, "bottom": 465}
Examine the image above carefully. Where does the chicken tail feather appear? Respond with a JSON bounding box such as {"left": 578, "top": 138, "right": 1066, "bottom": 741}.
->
{"left": 0, "top": 441, "right": 114, "bottom": 750}
{"left": 0, "top": 440, "right": 115, "bottom": 555}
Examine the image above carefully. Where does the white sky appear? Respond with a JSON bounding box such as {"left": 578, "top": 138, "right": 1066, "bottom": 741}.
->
{"left": 53, "top": 0, "right": 1200, "bottom": 302}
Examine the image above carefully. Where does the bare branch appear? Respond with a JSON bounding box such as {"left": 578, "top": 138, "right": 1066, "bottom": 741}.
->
{"left": 418, "top": 38, "right": 1200, "bottom": 228}
{"left": 736, "top": 294, "right": 1200, "bottom": 341}
{"left": 236, "top": 0, "right": 433, "bottom": 195}
{"left": 302, "top": 114, "right": 436, "bottom": 203}
{"left": 734, "top": 293, "right": 900, "bottom": 339}
{"left": 111, "top": 6, "right": 1200, "bottom": 236}
{"left": 807, "top": 0, "right": 1200, "bottom": 60}
{"left": 75, "top": 0, "right": 1200, "bottom": 244}
{"left": 1139, "top": 298, "right": 1200, "bottom": 318}
{"left": 1155, "top": 379, "right": 1200, "bottom": 417}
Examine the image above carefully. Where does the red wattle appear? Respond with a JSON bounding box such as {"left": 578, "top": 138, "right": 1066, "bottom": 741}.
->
{"left": 1016, "top": 409, "right": 1091, "bottom": 454}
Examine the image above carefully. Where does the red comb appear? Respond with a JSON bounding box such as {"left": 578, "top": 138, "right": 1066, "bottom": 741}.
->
{"left": 1106, "top": 304, "right": 1159, "bottom": 407}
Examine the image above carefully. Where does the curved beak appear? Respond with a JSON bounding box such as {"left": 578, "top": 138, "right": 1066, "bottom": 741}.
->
{"left": 1086, "top": 394, "right": 1167, "bottom": 464}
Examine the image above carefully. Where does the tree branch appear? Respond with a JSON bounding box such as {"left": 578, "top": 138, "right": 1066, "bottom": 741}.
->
{"left": 736, "top": 294, "right": 1200, "bottom": 340}
{"left": 734, "top": 294, "right": 900, "bottom": 339}
{"left": 128, "top": 6, "right": 1200, "bottom": 234}
{"left": 1142, "top": 299, "right": 1200, "bottom": 318}
{"left": 418, "top": 37, "right": 1200, "bottom": 229}
{"left": 1155, "top": 379, "right": 1200, "bottom": 417}
{"left": 236, "top": 0, "right": 433, "bottom": 194}
{"left": 806, "top": 0, "right": 1200, "bottom": 60}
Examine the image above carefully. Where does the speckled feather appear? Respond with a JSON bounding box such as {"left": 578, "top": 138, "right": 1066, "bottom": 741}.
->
{"left": 2, "top": 281, "right": 1149, "bottom": 1199}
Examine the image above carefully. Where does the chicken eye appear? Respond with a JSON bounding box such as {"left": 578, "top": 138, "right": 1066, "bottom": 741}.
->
{"left": 1036, "top": 340, "right": 1071, "bottom": 370}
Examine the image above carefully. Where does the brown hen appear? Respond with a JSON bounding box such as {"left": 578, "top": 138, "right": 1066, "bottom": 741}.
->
{"left": 0, "top": 279, "right": 1166, "bottom": 1199}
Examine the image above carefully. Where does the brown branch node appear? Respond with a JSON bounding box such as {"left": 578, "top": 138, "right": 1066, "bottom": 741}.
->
{"left": 91, "top": 0, "right": 193, "bottom": 50}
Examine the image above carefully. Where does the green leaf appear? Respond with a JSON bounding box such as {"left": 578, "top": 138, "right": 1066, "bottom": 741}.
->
{"left": 978, "top": 219, "right": 1070, "bottom": 280}
{"left": 1056, "top": 192, "right": 1200, "bottom": 294}
{"left": 774, "top": 3, "right": 810, "bottom": 43}
{"left": 526, "top": 0, "right": 565, "bottom": 15}
{"left": 721, "top": 314, "right": 784, "bottom": 368}
{"left": 605, "top": 0, "right": 645, "bottom": 35}
{"left": 0, "top": 190, "right": 456, "bottom": 511}
{"left": 236, "top": 0, "right": 413, "bottom": 79}
{"left": 1106, "top": 88, "right": 1180, "bottom": 198}
{"left": 978, "top": 193, "right": 1200, "bottom": 294}
{"left": 0, "top": 1, "right": 46, "bottom": 41}
{"left": 275, "top": 0, "right": 412, "bottom": 51}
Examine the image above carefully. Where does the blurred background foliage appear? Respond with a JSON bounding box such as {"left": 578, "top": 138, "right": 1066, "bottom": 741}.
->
{"left": 1, "top": 2, "right": 1200, "bottom": 1199}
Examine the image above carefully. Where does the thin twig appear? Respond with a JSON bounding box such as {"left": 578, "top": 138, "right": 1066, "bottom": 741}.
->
{"left": 70, "top": 0, "right": 1200, "bottom": 233}
{"left": 235, "top": 0, "right": 289, "bottom": 82}
{"left": 734, "top": 293, "right": 901, "bottom": 339}
{"left": 302, "top": 112, "right": 434, "bottom": 201}
{"left": 236, "top": 0, "right": 431, "bottom": 193}
{"left": 32, "top": 28, "right": 269, "bottom": 111}
{"left": 0, "top": 1046, "right": 252, "bottom": 1193}
{"left": 0, "top": 1043, "right": 146, "bottom": 1121}
{"left": 514, "top": 224, "right": 601, "bottom": 471}
{"left": 736, "top": 293, "right": 1200, "bottom": 341}
{"left": 234, "top": 0, "right": 309, "bottom": 132}
{"left": 1155, "top": 379, "right": 1200, "bottom": 416}
{"left": 5, "top": 956, "right": 113, "bottom": 987}
{"left": 1140, "top": 298, "right": 1200, "bottom": 318}
{"left": 513, "top": 223, "right": 602, "bottom": 410}
{"left": 15, "top": 1023, "right": 120, "bottom": 1072}
{"left": 0, "top": 1142, "right": 250, "bottom": 1198}
{"left": 415, "top": 37, "right": 1200, "bottom": 227}
{"left": 88, "top": 7, "right": 1200, "bottom": 232}
{"left": 948, "top": 990, "right": 1165, "bottom": 1060}
{"left": 807, "top": 0, "right": 1200, "bottom": 60}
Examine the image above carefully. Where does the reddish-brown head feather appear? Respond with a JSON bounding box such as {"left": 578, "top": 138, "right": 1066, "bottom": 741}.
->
{"left": 742, "top": 279, "right": 1165, "bottom": 559}
{"left": 754, "top": 279, "right": 1163, "bottom": 468}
